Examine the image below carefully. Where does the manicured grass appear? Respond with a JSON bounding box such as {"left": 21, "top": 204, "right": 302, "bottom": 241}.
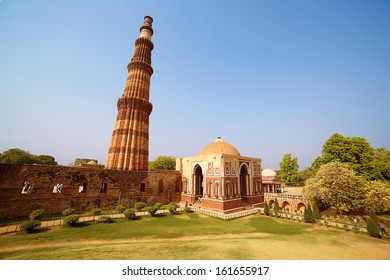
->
{"left": 0, "top": 212, "right": 389, "bottom": 260}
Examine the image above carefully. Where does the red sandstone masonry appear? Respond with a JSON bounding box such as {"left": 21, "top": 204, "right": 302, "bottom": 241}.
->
{"left": 0, "top": 164, "right": 181, "bottom": 219}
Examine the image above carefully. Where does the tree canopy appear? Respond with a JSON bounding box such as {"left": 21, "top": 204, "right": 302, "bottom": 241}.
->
{"left": 279, "top": 153, "right": 299, "bottom": 185}
{"left": 303, "top": 162, "right": 366, "bottom": 213}
{"left": 311, "top": 133, "right": 390, "bottom": 181}
{"left": 0, "top": 148, "right": 57, "bottom": 165}
{"left": 148, "top": 156, "right": 176, "bottom": 170}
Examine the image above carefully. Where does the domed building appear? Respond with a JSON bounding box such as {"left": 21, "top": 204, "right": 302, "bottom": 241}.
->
{"left": 176, "top": 137, "right": 263, "bottom": 213}
{"left": 261, "top": 168, "right": 282, "bottom": 193}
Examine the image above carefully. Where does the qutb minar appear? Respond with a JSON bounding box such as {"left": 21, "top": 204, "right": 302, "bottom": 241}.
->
{"left": 106, "top": 16, "right": 154, "bottom": 171}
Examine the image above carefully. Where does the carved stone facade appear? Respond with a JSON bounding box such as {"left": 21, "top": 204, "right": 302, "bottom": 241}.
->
{"left": 177, "top": 137, "right": 264, "bottom": 213}
{"left": 106, "top": 16, "right": 154, "bottom": 171}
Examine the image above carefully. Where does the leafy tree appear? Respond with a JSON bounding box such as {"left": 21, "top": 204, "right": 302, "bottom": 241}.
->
{"left": 298, "top": 167, "right": 315, "bottom": 185}
{"left": 0, "top": 148, "right": 57, "bottom": 165}
{"left": 264, "top": 202, "right": 270, "bottom": 216}
{"left": 367, "top": 148, "right": 390, "bottom": 181}
{"left": 148, "top": 156, "right": 176, "bottom": 170}
{"left": 312, "top": 133, "right": 375, "bottom": 180}
{"left": 364, "top": 181, "right": 390, "bottom": 213}
{"left": 279, "top": 154, "right": 299, "bottom": 185}
{"left": 303, "top": 162, "right": 366, "bottom": 213}
{"left": 366, "top": 212, "right": 381, "bottom": 238}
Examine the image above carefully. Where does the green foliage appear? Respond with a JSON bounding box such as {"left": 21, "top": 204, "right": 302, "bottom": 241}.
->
{"left": 147, "top": 203, "right": 162, "bottom": 217}
{"left": 63, "top": 214, "right": 80, "bottom": 227}
{"left": 303, "top": 162, "right": 366, "bottom": 213}
{"left": 0, "top": 148, "right": 57, "bottom": 165}
{"left": 148, "top": 156, "right": 176, "bottom": 170}
{"left": 298, "top": 167, "right": 315, "bottom": 184}
{"left": 29, "top": 209, "right": 44, "bottom": 220}
{"left": 62, "top": 208, "right": 76, "bottom": 216}
{"left": 96, "top": 216, "right": 114, "bottom": 223}
{"left": 167, "top": 203, "right": 178, "bottom": 214}
{"left": 184, "top": 206, "right": 192, "bottom": 213}
{"left": 124, "top": 209, "right": 137, "bottom": 220}
{"left": 90, "top": 208, "right": 102, "bottom": 215}
{"left": 273, "top": 199, "right": 280, "bottom": 214}
{"left": 366, "top": 212, "right": 381, "bottom": 238}
{"left": 312, "top": 133, "right": 389, "bottom": 181}
{"left": 20, "top": 220, "right": 41, "bottom": 233}
{"left": 264, "top": 202, "right": 270, "bottom": 216}
{"left": 364, "top": 181, "right": 390, "bottom": 213}
{"left": 279, "top": 154, "right": 299, "bottom": 185}
{"left": 134, "top": 202, "right": 146, "bottom": 211}
{"left": 115, "top": 205, "right": 126, "bottom": 213}
{"left": 311, "top": 202, "right": 322, "bottom": 219}
{"left": 304, "top": 206, "right": 315, "bottom": 223}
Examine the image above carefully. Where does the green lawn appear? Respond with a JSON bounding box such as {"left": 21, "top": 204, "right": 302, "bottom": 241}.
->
{"left": 0, "top": 212, "right": 389, "bottom": 260}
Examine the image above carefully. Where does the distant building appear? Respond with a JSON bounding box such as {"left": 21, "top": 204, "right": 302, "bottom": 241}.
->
{"left": 261, "top": 168, "right": 282, "bottom": 193}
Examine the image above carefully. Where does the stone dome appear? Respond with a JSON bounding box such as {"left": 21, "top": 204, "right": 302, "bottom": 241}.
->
{"left": 262, "top": 168, "right": 277, "bottom": 177}
{"left": 200, "top": 137, "right": 241, "bottom": 156}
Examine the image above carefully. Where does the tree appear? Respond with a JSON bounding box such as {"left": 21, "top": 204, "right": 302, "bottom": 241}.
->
{"left": 0, "top": 148, "right": 57, "bottom": 165}
{"left": 298, "top": 167, "right": 315, "bottom": 185}
{"left": 311, "top": 202, "right": 322, "bottom": 219}
{"left": 148, "top": 156, "right": 176, "bottom": 170}
{"left": 279, "top": 154, "right": 299, "bottom": 185}
{"left": 303, "top": 162, "right": 366, "bottom": 213}
{"left": 364, "top": 181, "right": 390, "bottom": 213}
{"left": 312, "top": 133, "right": 375, "bottom": 180}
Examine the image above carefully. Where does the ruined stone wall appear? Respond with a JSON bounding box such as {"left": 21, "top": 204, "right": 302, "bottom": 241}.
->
{"left": 0, "top": 164, "right": 182, "bottom": 219}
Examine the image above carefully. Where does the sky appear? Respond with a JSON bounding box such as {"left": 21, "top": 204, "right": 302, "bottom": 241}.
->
{"left": 0, "top": 0, "right": 389, "bottom": 170}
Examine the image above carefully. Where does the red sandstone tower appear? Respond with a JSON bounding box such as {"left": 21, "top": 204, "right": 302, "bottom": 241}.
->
{"left": 106, "top": 16, "right": 154, "bottom": 171}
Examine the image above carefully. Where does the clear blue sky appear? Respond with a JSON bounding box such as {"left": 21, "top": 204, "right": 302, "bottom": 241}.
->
{"left": 1, "top": 0, "right": 389, "bottom": 170}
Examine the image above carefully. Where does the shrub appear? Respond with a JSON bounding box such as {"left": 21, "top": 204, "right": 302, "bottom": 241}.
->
{"left": 29, "top": 209, "right": 44, "bottom": 220}
{"left": 116, "top": 205, "right": 126, "bottom": 213}
{"left": 304, "top": 206, "right": 315, "bottom": 223}
{"left": 97, "top": 215, "right": 114, "bottom": 223}
{"left": 62, "top": 208, "right": 76, "bottom": 216}
{"left": 91, "top": 208, "right": 102, "bottom": 215}
{"left": 184, "top": 206, "right": 192, "bottom": 213}
{"left": 147, "top": 203, "right": 162, "bottom": 217}
{"left": 134, "top": 202, "right": 146, "bottom": 211}
{"left": 312, "top": 203, "right": 322, "bottom": 220}
{"left": 167, "top": 203, "right": 178, "bottom": 214}
{"left": 366, "top": 212, "right": 381, "bottom": 238}
{"left": 273, "top": 199, "right": 280, "bottom": 215}
{"left": 63, "top": 214, "right": 80, "bottom": 227}
{"left": 20, "top": 220, "right": 41, "bottom": 233}
{"left": 124, "top": 209, "right": 137, "bottom": 220}
{"left": 264, "top": 202, "right": 270, "bottom": 216}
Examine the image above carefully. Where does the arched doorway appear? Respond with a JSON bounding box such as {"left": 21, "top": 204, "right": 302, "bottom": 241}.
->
{"left": 297, "top": 202, "right": 306, "bottom": 211}
{"left": 193, "top": 165, "right": 203, "bottom": 198}
{"left": 240, "top": 164, "right": 249, "bottom": 196}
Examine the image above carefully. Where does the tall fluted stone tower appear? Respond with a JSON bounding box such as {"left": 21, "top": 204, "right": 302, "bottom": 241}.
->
{"left": 106, "top": 16, "right": 154, "bottom": 171}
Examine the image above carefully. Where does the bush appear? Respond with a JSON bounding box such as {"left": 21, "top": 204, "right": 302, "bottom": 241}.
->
{"left": 304, "top": 206, "right": 315, "bottom": 223}
{"left": 147, "top": 203, "right": 162, "bottom": 217}
{"left": 134, "top": 202, "right": 146, "bottom": 211}
{"left": 116, "top": 205, "right": 126, "bottom": 213}
{"left": 97, "top": 215, "right": 114, "bottom": 223}
{"left": 273, "top": 199, "right": 280, "bottom": 215}
{"left": 124, "top": 209, "right": 137, "bottom": 220}
{"left": 91, "top": 208, "right": 102, "bottom": 215}
{"left": 312, "top": 203, "right": 322, "bottom": 220}
{"left": 167, "top": 203, "right": 178, "bottom": 214}
{"left": 20, "top": 220, "right": 41, "bottom": 233}
{"left": 264, "top": 202, "right": 270, "bottom": 216}
{"left": 366, "top": 212, "right": 381, "bottom": 238}
{"left": 184, "top": 206, "right": 192, "bottom": 213}
{"left": 63, "top": 214, "right": 80, "bottom": 227}
{"left": 29, "top": 209, "right": 44, "bottom": 220}
{"left": 62, "top": 208, "right": 76, "bottom": 216}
